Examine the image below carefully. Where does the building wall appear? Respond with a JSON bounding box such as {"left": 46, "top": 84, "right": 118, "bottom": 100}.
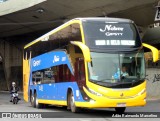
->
{"left": 0, "top": 40, "right": 22, "bottom": 91}
{"left": 146, "top": 68, "right": 160, "bottom": 98}
{"left": 145, "top": 51, "right": 160, "bottom": 99}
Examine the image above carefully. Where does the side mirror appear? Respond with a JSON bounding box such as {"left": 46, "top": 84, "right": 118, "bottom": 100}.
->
{"left": 142, "top": 43, "right": 159, "bottom": 62}
{"left": 70, "top": 41, "right": 91, "bottom": 62}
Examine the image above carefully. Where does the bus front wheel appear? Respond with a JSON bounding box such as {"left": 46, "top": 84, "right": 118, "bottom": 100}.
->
{"left": 69, "top": 91, "right": 80, "bottom": 113}
{"left": 115, "top": 107, "right": 126, "bottom": 113}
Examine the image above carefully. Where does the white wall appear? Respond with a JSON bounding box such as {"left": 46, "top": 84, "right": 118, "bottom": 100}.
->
{"left": 146, "top": 68, "right": 160, "bottom": 99}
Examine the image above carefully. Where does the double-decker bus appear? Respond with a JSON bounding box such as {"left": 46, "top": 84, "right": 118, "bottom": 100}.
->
{"left": 23, "top": 17, "right": 158, "bottom": 113}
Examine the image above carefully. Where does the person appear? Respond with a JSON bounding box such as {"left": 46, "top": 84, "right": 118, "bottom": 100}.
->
{"left": 113, "top": 66, "right": 129, "bottom": 79}
{"left": 10, "top": 82, "right": 19, "bottom": 102}
{"left": 121, "top": 66, "right": 129, "bottom": 77}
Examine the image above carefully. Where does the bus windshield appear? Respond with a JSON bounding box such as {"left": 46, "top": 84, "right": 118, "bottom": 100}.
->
{"left": 88, "top": 51, "right": 145, "bottom": 88}
{"left": 82, "top": 21, "right": 141, "bottom": 50}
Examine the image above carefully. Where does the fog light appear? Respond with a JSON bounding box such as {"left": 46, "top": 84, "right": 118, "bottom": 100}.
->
{"left": 90, "top": 99, "right": 95, "bottom": 104}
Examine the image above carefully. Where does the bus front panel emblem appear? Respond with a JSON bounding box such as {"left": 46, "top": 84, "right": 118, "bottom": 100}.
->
{"left": 120, "top": 93, "right": 124, "bottom": 97}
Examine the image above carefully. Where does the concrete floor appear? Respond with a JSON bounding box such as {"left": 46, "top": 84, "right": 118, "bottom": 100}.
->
{"left": 0, "top": 92, "right": 160, "bottom": 121}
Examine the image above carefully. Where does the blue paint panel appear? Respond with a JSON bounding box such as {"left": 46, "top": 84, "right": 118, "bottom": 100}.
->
{"left": 29, "top": 82, "right": 85, "bottom": 102}
{"left": 28, "top": 50, "right": 86, "bottom": 103}
{"left": 31, "top": 51, "right": 73, "bottom": 74}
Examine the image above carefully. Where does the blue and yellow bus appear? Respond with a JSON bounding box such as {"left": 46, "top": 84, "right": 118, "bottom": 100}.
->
{"left": 23, "top": 17, "right": 158, "bottom": 113}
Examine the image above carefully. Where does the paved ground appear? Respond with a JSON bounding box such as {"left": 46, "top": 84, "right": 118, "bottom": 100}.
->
{"left": 0, "top": 92, "right": 160, "bottom": 121}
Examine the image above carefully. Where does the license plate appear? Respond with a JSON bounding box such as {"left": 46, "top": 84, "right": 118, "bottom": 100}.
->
{"left": 117, "top": 103, "right": 126, "bottom": 107}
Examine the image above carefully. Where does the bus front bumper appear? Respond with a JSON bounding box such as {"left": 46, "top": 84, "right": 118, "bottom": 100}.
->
{"left": 75, "top": 93, "right": 146, "bottom": 108}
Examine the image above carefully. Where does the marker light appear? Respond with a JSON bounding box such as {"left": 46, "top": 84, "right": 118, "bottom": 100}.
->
{"left": 88, "top": 88, "right": 102, "bottom": 96}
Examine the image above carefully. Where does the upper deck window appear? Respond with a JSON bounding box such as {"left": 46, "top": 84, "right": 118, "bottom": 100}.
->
{"left": 24, "top": 23, "right": 82, "bottom": 59}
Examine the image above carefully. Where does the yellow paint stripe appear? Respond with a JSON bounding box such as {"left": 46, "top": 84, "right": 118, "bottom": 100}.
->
{"left": 38, "top": 99, "right": 67, "bottom": 106}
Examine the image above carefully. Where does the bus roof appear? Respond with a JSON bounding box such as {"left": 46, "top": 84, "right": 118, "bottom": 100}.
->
{"left": 24, "top": 17, "right": 133, "bottom": 49}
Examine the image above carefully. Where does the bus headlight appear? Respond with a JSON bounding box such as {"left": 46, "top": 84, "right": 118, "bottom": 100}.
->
{"left": 90, "top": 99, "right": 96, "bottom": 104}
{"left": 88, "top": 88, "right": 102, "bottom": 96}
{"left": 137, "top": 88, "right": 146, "bottom": 96}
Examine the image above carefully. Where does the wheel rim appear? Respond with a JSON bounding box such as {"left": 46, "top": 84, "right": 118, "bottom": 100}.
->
{"left": 71, "top": 95, "right": 74, "bottom": 107}
{"left": 35, "top": 96, "right": 38, "bottom": 107}
{"left": 70, "top": 94, "right": 76, "bottom": 112}
{"left": 31, "top": 95, "right": 34, "bottom": 106}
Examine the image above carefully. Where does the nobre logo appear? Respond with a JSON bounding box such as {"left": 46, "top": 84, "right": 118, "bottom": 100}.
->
{"left": 33, "top": 60, "right": 41, "bottom": 67}
{"left": 100, "top": 25, "right": 124, "bottom": 32}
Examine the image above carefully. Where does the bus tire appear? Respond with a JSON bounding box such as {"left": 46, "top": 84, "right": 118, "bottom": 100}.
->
{"left": 34, "top": 92, "right": 42, "bottom": 109}
{"left": 30, "top": 93, "right": 35, "bottom": 107}
{"left": 69, "top": 91, "right": 80, "bottom": 113}
{"left": 115, "top": 107, "right": 126, "bottom": 113}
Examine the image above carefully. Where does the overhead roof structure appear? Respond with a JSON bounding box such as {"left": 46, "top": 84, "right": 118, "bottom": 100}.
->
{"left": 0, "top": 0, "right": 46, "bottom": 16}
{"left": 0, "top": 0, "right": 159, "bottom": 38}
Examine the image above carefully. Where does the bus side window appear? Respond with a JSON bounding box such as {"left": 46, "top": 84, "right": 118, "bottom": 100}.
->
{"left": 79, "top": 58, "right": 85, "bottom": 81}
{"left": 52, "top": 66, "right": 58, "bottom": 83}
{"left": 63, "top": 64, "right": 70, "bottom": 82}
{"left": 32, "top": 71, "right": 43, "bottom": 85}
{"left": 58, "top": 65, "right": 63, "bottom": 82}
{"left": 75, "top": 58, "right": 85, "bottom": 80}
{"left": 43, "top": 68, "right": 56, "bottom": 83}
{"left": 32, "top": 77, "right": 36, "bottom": 85}
{"left": 75, "top": 58, "right": 86, "bottom": 88}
